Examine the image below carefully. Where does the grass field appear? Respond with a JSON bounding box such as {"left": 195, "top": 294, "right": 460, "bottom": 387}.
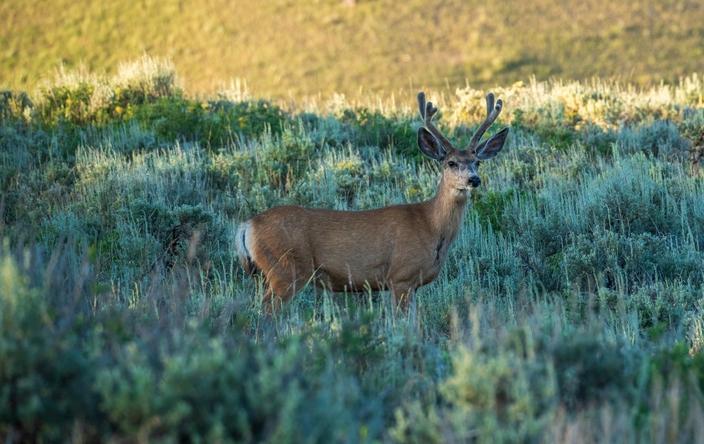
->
{"left": 1, "top": 57, "right": 704, "bottom": 442}
{"left": 2, "top": 0, "right": 704, "bottom": 97}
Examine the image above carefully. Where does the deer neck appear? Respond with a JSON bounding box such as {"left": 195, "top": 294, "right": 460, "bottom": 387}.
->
{"left": 428, "top": 176, "right": 468, "bottom": 242}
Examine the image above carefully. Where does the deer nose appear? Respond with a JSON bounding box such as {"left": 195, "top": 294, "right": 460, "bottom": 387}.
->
{"left": 468, "top": 176, "right": 481, "bottom": 188}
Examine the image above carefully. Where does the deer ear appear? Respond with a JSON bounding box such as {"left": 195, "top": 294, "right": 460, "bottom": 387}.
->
{"left": 475, "top": 127, "right": 509, "bottom": 160}
{"left": 417, "top": 127, "right": 446, "bottom": 161}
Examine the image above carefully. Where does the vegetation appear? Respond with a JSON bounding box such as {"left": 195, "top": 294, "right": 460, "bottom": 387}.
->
{"left": 2, "top": 0, "right": 704, "bottom": 97}
{"left": 1, "top": 57, "right": 704, "bottom": 442}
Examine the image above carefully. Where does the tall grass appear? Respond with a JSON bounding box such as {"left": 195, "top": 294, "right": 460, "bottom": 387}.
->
{"left": 1, "top": 58, "right": 704, "bottom": 442}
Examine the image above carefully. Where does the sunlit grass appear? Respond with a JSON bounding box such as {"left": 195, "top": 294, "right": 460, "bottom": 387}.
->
{"left": 2, "top": 1, "right": 704, "bottom": 97}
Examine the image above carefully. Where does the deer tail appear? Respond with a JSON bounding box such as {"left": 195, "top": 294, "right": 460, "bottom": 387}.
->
{"left": 235, "top": 221, "right": 257, "bottom": 275}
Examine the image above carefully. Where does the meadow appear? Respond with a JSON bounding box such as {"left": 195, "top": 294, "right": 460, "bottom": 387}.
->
{"left": 1, "top": 57, "right": 704, "bottom": 442}
{"left": 2, "top": 0, "right": 704, "bottom": 96}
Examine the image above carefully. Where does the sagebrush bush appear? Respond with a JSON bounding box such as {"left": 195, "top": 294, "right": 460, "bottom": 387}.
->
{"left": 618, "top": 120, "right": 691, "bottom": 159}
{"left": 36, "top": 57, "right": 179, "bottom": 127}
{"left": 131, "top": 97, "right": 289, "bottom": 146}
{"left": 0, "top": 254, "right": 101, "bottom": 442}
{"left": 0, "top": 90, "right": 32, "bottom": 122}
{"left": 441, "top": 344, "right": 555, "bottom": 442}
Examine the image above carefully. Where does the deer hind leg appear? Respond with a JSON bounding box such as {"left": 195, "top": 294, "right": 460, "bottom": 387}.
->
{"left": 262, "top": 274, "right": 303, "bottom": 313}
{"left": 390, "top": 281, "right": 416, "bottom": 312}
{"left": 260, "top": 254, "right": 306, "bottom": 314}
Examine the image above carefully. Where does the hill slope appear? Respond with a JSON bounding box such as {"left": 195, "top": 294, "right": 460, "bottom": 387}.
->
{"left": 2, "top": 0, "right": 704, "bottom": 96}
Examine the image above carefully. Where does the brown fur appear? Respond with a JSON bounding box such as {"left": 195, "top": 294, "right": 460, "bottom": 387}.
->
{"left": 244, "top": 174, "right": 470, "bottom": 311}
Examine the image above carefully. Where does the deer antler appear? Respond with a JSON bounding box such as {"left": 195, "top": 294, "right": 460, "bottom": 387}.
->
{"left": 467, "top": 92, "right": 503, "bottom": 151}
{"left": 417, "top": 92, "right": 453, "bottom": 151}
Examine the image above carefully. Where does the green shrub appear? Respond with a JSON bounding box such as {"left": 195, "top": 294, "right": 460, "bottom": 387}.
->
{"left": 471, "top": 189, "right": 519, "bottom": 232}
{"left": 440, "top": 343, "right": 555, "bottom": 442}
{"left": 389, "top": 401, "right": 444, "bottom": 444}
{"left": 95, "top": 335, "right": 364, "bottom": 443}
{"left": 550, "top": 334, "right": 634, "bottom": 408}
{"left": 338, "top": 107, "right": 416, "bottom": 156}
{"left": 35, "top": 56, "right": 181, "bottom": 127}
{"left": 258, "top": 125, "right": 315, "bottom": 191}
{"left": 0, "top": 255, "right": 101, "bottom": 442}
{"left": 111, "top": 56, "right": 180, "bottom": 109}
{"left": 618, "top": 120, "right": 691, "bottom": 159}
{"left": 650, "top": 342, "right": 704, "bottom": 391}
{"left": 0, "top": 90, "right": 32, "bottom": 123}
{"left": 209, "top": 99, "right": 288, "bottom": 139}
{"left": 38, "top": 82, "right": 100, "bottom": 126}
{"left": 131, "top": 97, "right": 289, "bottom": 146}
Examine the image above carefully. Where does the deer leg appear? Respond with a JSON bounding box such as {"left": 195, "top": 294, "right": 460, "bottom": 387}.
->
{"left": 261, "top": 264, "right": 304, "bottom": 314}
{"left": 253, "top": 244, "right": 308, "bottom": 313}
{"left": 390, "top": 282, "right": 416, "bottom": 312}
{"left": 262, "top": 278, "right": 297, "bottom": 314}
{"left": 262, "top": 286, "right": 281, "bottom": 315}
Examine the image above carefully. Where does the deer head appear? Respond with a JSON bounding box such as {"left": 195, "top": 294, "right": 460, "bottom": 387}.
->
{"left": 417, "top": 91, "right": 509, "bottom": 193}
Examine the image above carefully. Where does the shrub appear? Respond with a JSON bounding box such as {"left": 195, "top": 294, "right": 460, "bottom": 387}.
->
{"left": 112, "top": 56, "right": 180, "bottom": 106}
{"left": 618, "top": 120, "right": 691, "bottom": 160}
{"left": 0, "top": 90, "right": 32, "bottom": 123}
{"left": 208, "top": 99, "right": 288, "bottom": 139}
{"left": 440, "top": 340, "right": 556, "bottom": 442}
{"left": 131, "top": 97, "right": 289, "bottom": 146}
{"left": 650, "top": 342, "right": 704, "bottom": 393}
{"left": 35, "top": 56, "right": 181, "bottom": 127}
{"left": 470, "top": 189, "right": 518, "bottom": 232}
{"left": 338, "top": 107, "right": 416, "bottom": 156}
{"left": 96, "top": 335, "right": 364, "bottom": 443}
{"left": 550, "top": 334, "right": 634, "bottom": 408}
{"left": 38, "top": 81, "right": 101, "bottom": 126}
{"left": 0, "top": 255, "right": 101, "bottom": 442}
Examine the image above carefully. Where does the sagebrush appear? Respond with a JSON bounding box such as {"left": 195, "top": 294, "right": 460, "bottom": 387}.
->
{"left": 1, "top": 58, "right": 704, "bottom": 443}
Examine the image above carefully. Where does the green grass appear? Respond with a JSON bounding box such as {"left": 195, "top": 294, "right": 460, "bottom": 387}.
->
{"left": 1, "top": 58, "right": 704, "bottom": 442}
{"left": 2, "top": 0, "right": 704, "bottom": 97}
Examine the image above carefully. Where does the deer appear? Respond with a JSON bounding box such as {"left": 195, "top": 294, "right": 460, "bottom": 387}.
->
{"left": 236, "top": 91, "right": 509, "bottom": 311}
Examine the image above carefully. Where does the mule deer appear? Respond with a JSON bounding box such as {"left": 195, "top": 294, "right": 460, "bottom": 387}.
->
{"left": 236, "top": 92, "right": 508, "bottom": 311}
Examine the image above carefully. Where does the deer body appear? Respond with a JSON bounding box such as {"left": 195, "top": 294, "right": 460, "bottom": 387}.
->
{"left": 237, "top": 92, "right": 508, "bottom": 310}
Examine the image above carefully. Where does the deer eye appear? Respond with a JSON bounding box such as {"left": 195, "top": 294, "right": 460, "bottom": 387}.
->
{"left": 447, "top": 160, "right": 458, "bottom": 168}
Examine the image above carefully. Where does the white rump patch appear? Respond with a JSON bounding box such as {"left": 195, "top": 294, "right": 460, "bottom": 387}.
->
{"left": 235, "top": 221, "right": 254, "bottom": 262}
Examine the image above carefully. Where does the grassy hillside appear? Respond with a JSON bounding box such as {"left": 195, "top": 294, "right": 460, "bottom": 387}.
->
{"left": 2, "top": 0, "right": 704, "bottom": 97}
{"left": 1, "top": 58, "right": 704, "bottom": 442}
